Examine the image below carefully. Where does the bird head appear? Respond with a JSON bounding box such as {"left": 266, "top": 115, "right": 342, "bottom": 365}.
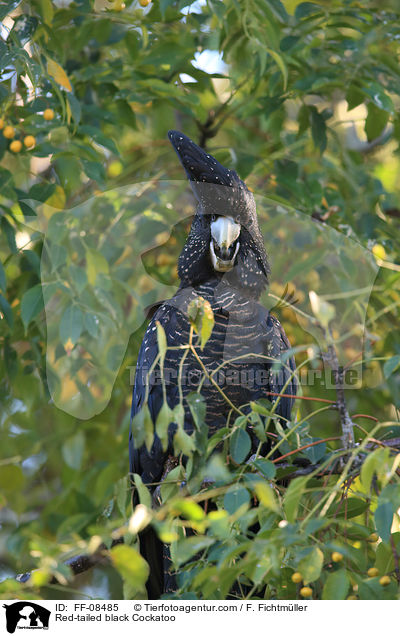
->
{"left": 168, "top": 130, "right": 269, "bottom": 296}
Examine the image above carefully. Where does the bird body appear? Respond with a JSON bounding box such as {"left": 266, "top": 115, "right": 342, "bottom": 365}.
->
{"left": 129, "top": 131, "right": 296, "bottom": 598}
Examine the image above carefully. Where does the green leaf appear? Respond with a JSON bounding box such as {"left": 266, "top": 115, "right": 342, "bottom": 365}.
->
{"left": 295, "top": 2, "right": 320, "bottom": 19}
{"left": 67, "top": 93, "right": 81, "bottom": 124}
{"left": 223, "top": 486, "right": 250, "bottom": 514}
{"left": 254, "top": 481, "right": 279, "bottom": 511}
{"left": 171, "top": 498, "right": 205, "bottom": 521}
{"left": 59, "top": 304, "right": 84, "bottom": 345}
{"left": 374, "top": 540, "right": 395, "bottom": 575}
{"left": 132, "top": 405, "right": 154, "bottom": 452}
{"left": 230, "top": 427, "right": 251, "bottom": 464}
{"left": 84, "top": 313, "right": 100, "bottom": 338}
{"left": 160, "top": 465, "right": 182, "bottom": 502}
{"left": 346, "top": 85, "right": 365, "bottom": 111}
{"left": 173, "top": 536, "right": 214, "bottom": 567}
{"left": 57, "top": 513, "right": 91, "bottom": 542}
{"left": 358, "top": 579, "right": 384, "bottom": 600}
{"left": 284, "top": 476, "right": 309, "bottom": 522}
{"left": 82, "top": 160, "right": 105, "bottom": 183}
{"left": 133, "top": 473, "right": 152, "bottom": 508}
{"left": 331, "top": 498, "right": 369, "bottom": 519}
{"left": 156, "top": 321, "right": 167, "bottom": 364}
{"left": 115, "top": 476, "right": 129, "bottom": 518}
{"left": 249, "top": 411, "right": 268, "bottom": 442}
{"left": 69, "top": 264, "right": 87, "bottom": 294}
{"left": 110, "top": 544, "right": 149, "bottom": 590}
{"left": 188, "top": 296, "right": 214, "bottom": 349}
{"left": 252, "top": 458, "right": 276, "bottom": 480}
{"left": 298, "top": 546, "right": 323, "bottom": 584}
{"left": 0, "top": 293, "right": 13, "bottom": 328}
{"left": 80, "top": 125, "right": 119, "bottom": 155}
{"left": 375, "top": 501, "right": 394, "bottom": 543}
{"left": 310, "top": 106, "right": 327, "bottom": 153}
{"left": 0, "top": 260, "right": 6, "bottom": 292}
{"left": 361, "top": 448, "right": 389, "bottom": 491}
{"left": 186, "top": 392, "right": 206, "bottom": 429}
{"left": 156, "top": 402, "right": 172, "bottom": 451}
{"left": 322, "top": 569, "right": 350, "bottom": 600}
{"left": 20, "top": 285, "right": 44, "bottom": 329}
{"left": 363, "top": 83, "right": 394, "bottom": 113}
{"left": 266, "top": 47, "right": 287, "bottom": 90}
{"left": 62, "top": 430, "right": 85, "bottom": 470}
{"left": 297, "top": 103, "right": 310, "bottom": 136}
{"left": 365, "top": 103, "right": 389, "bottom": 142}
{"left": 173, "top": 427, "right": 196, "bottom": 455}
{"left": 86, "top": 248, "right": 109, "bottom": 286}
{"left": 383, "top": 355, "right": 400, "bottom": 379}
{"left": 250, "top": 400, "right": 272, "bottom": 416}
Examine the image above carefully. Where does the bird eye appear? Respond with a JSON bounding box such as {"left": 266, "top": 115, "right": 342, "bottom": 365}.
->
{"left": 211, "top": 214, "right": 216, "bottom": 222}
{"left": 235, "top": 214, "right": 240, "bottom": 223}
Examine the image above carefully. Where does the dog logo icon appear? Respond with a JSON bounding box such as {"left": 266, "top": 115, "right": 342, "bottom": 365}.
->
{"left": 3, "top": 602, "right": 50, "bottom": 633}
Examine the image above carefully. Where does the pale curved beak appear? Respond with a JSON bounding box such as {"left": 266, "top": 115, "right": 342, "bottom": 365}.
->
{"left": 210, "top": 216, "right": 241, "bottom": 272}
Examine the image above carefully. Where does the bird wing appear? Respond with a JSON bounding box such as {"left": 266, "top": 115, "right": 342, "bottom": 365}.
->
{"left": 129, "top": 314, "right": 165, "bottom": 490}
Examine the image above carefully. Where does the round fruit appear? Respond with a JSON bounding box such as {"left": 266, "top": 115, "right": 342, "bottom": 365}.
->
{"left": 10, "top": 140, "right": 22, "bottom": 153}
{"left": 0, "top": 118, "right": 4, "bottom": 129}
{"left": 379, "top": 575, "right": 390, "bottom": 587}
{"left": 43, "top": 108, "right": 55, "bottom": 121}
{"left": 139, "top": 0, "right": 150, "bottom": 6}
{"left": 107, "top": 160, "right": 123, "bottom": 177}
{"left": 23, "top": 135, "right": 36, "bottom": 149}
{"left": 372, "top": 244, "right": 386, "bottom": 261}
{"left": 367, "top": 567, "right": 379, "bottom": 578}
{"left": 332, "top": 552, "right": 343, "bottom": 563}
{"left": 368, "top": 533, "right": 379, "bottom": 542}
{"left": 291, "top": 572, "right": 302, "bottom": 584}
{"left": 3, "top": 125, "right": 15, "bottom": 139}
{"left": 300, "top": 586, "right": 312, "bottom": 598}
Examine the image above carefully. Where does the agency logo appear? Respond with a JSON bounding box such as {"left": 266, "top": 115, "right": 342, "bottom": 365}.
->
{"left": 3, "top": 602, "right": 50, "bottom": 634}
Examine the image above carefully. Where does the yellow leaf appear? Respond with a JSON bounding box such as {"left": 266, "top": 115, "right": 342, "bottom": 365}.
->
{"left": 66, "top": 98, "right": 71, "bottom": 124}
{"left": 47, "top": 59, "right": 72, "bottom": 92}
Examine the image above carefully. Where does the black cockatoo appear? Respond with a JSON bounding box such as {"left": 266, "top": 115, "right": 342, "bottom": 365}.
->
{"left": 129, "top": 131, "right": 296, "bottom": 598}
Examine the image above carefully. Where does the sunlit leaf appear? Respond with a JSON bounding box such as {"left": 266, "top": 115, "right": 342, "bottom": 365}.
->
{"left": 47, "top": 58, "right": 72, "bottom": 91}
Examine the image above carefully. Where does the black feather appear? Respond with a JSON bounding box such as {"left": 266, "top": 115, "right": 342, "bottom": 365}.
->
{"left": 129, "top": 131, "right": 297, "bottom": 598}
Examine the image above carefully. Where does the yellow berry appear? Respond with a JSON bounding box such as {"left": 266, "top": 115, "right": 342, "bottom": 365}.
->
{"left": 3, "top": 125, "right": 15, "bottom": 139}
{"left": 43, "top": 108, "right": 54, "bottom": 121}
{"left": 23, "top": 135, "right": 36, "bottom": 149}
{"left": 332, "top": 551, "right": 343, "bottom": 563}
{"left": 107, "top": 160, "right": 123, "bottom": 177}
{"left": 0, "top": 118, "right": 4, "bottom": 129}
{"left": 367, "top": 567, "right": 379, "bottom": 577}
{"left": 139, "top": 0, "right": 150, "bottom": 5}
{"left": 300, "top": 586, "right": 312, "bottom": 598}
{"left": 9, "top": 139, "right": 22, "bottom": 153}
{"left": 291, "top": 572, "right": 302, "bottom": 584}
{"left": 379, "top": 575, "right": 390, "bottom": 587}
{"left": 368, "top": 533, "right": 379, "bottom": 542}
{"left": 372, "top": 244, "right": 386, "bottom": 261}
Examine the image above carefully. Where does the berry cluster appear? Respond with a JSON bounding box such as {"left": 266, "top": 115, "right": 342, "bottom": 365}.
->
{"left": 0, "top": 109, "right": 54, "bottom": 153}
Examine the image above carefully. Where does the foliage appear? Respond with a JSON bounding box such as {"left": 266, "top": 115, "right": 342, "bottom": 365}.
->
{"left": 0, "top": 0, "right": 400, "bottom": 600}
